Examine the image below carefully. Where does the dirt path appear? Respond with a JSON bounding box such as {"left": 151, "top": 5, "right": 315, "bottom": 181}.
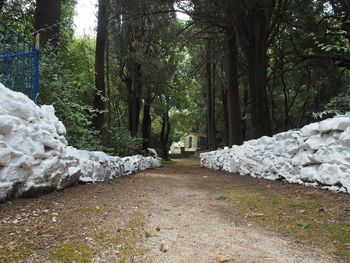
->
{"left": 0, "top": 159, "right": 347, "bottom": 262}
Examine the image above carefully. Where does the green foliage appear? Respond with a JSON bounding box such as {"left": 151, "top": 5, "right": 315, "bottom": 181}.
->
{"left": 313, "top": 91, "right": 350, "bottom": 118}
{"left": 0, "top": 0, "right": 35, "bottom": 36}
{"left": 39, "top": 41, "right": 105, "bottom": 152}
{"left": 110, "top": 128, "right": 143, "bottom": 156}
{"left": 296, "top": 221, "right": 311, "bottom": 229}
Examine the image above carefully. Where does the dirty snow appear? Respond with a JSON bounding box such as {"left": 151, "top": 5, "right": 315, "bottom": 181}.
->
{"left": 0, "top": 84, "right": 160, "bottom": 202}
{"left": 201, "top": 117, "right": 350, "bottom": 194}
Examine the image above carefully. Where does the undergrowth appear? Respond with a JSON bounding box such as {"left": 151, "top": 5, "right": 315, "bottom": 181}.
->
{"left": 219, "top": 183, "right": 350, "bottom": 261}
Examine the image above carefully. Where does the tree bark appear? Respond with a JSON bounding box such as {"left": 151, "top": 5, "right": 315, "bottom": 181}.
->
{"left": 160, "top": 110, "right": 170, "bottom": 160}
{"left": 106, "top": 29, "right": 112, "bottom": 146}
{"left": 237, "top": 1, "right": 273, "bottom": 139}
{"left": 142, "top": 95, "right": 152, "bottom": 150}
{"left": 225, "top": 31, "right": 243, "bottom": 146}
{"left": 245, "top": 41, "right": 271, "bottom": 138}
{"left": 34, "top": 0, "right": 62, "bottom": 48}
{"left": 222, "top": 87, "right": 229, "bottom": 146}
{"left": 127, "top": 61, "right": 142, "bottom": 137}
{"left": 93, "top": 0, "right": 107, "bottom": 141}
{"left": 0, "top": 0, "right": 4, "bottom": 10}
{"left": 206, "top": 38, "right": 216, "bottom": 150}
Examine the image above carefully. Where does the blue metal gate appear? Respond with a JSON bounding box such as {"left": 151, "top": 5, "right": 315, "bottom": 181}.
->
{"left": 0, "top": 21, "right": 39, "bottom": 102}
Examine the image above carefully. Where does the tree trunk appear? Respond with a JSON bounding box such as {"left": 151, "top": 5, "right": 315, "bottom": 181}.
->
{"left": 142, "top": 95, "right": 152, "bottom": 150}
{"left": 34, "top": 0, "right": 62, "bottom": 48}
{"left": 225, "top": 31, "right": 243, "bottom": 146}
{"left": 160, "top": 111, "right": 170, "bottom": 160}
{"left": 245, "top": 41, "right": 271, "bottom": 138}
{"left": 222, "top": 87, "right": 229, "bottom": 146}
{"left": 206, "top": 38, "right": 216, "bottom": 150}
{"left": 127, "top": 61, "right": 142, "bottom": 137}
{"left": 93, "top": 0, "right": 107, "bottom": 141}
{"left": 106, "top": 29, "right": 112, "bottom": 146}
{"left": 237, "top": 1, "right": 273, "bottom": 139}
{"left": 281, "top": 64, "right": 290, "bottom": 131}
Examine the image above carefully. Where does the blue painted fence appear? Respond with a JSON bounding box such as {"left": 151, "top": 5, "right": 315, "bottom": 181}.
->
{"left": 0, "top": 21, "right": 39, "bottom": 102}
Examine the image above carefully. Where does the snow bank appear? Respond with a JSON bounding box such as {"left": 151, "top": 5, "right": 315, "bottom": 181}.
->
{"left": 200, "top": 117, "right": 350, "bottom": 194}
{"left": 0, "top": 84, "right": 160, "bottom": 202}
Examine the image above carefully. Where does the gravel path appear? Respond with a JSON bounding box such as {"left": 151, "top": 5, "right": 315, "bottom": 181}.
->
{"left": 0, "top": 159, "right": 341, "bottom": 262}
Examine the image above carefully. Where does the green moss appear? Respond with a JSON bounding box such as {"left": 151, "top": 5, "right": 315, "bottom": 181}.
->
{"left": 51, "top": 242, "right": 93, "bottom": 263}
{"left": 161, "top": 160, "right": 176, "bottom": 165}
{"left": 2, "top": 244, "right": 34, "bottom": 261}
{"left": 94, "top": 213, "right": 151, "bottom": 263}
{"left": 219, "top": 184, "right": 350, "bottom": 261}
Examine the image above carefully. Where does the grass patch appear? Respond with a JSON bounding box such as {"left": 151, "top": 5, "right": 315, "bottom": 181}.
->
{"left": 51, "top": 242, "right": 93, "bottom": 263}
{"left": 216, "top": 196, "right": 228, "bottom": 200}
{"left": 161, "top": 160, "right": 176, "bottom": 165}
{"left": 1, "top": 242, "right": 34, "bottom": 261}
{"left": 94, "top": 213, "right": 151, "bottom": 263}
{"left": 219, "top": 183, "right": 350, "bottom": 261}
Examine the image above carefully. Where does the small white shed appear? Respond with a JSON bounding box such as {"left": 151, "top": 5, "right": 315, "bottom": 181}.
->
{"left": 184, "top": 133, "right": 207, "bottom": 151}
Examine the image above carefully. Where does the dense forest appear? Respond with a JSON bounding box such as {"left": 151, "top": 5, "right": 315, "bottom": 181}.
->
{"left": 1, "top": 0, "right": 349, "bottom": 159}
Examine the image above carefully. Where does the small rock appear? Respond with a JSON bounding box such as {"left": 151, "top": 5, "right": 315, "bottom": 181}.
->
{"left": 156, "top": 226, "right": 160, "bottom": 232}
{"left": 160, "top": 241, "right": 168, "bottom": 252}
{"left": 52, "top": 217, "right": 57, "bottom": 223}
{"left": 144, "top": 228, "right": 152, "bottom": 238}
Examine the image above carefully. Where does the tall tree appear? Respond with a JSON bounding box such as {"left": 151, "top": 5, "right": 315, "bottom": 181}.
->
{"left": 93, "top": 0, "right": 108, "bottom": 141}
{"left": 235, "top": 0, "right": 287, "bottom": 138}
{"left": 225, "top": 30, "right": 243, "bottom": 145}
{"left": 206, "top": 38, "right": 216, "bottom": 150}
{"left": 34, "top": 0, "right": 62, "bottom": 47}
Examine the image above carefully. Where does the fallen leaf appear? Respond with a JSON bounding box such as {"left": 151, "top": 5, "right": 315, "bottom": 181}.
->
{"left": 245, "top": 212, "right": 265, "bottom": 218}
{"left": 296, "top": 221, "right": 311, "bottom": 229}
{"left": 262, "top": 256, "right": 277, "bottom": 262}
{"left": 215, "top": 255, "right": 232, "bottom": 262}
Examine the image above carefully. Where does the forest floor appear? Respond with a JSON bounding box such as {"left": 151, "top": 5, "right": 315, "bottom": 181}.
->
{"left": 0, "top": 159, "right": 349, "bottom": 263}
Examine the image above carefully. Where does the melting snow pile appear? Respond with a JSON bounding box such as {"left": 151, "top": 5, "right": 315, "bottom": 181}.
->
{"left": 0, "top": 84, "right": 160, "bottom": 202}
{"left": 201, "top": 117, "right": 350, "bottom": 194}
